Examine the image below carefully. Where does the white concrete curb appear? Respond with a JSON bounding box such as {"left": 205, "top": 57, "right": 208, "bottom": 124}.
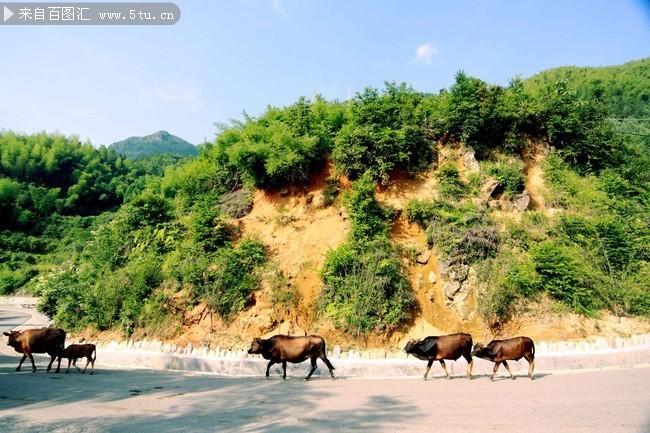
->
{"left": 2, "top": 300, "right": 649, "bottom": 378}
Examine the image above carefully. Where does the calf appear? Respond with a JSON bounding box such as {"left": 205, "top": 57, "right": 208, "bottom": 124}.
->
{"left": 4, "top": 326, "right": 66, "bottom": 373}
{"left": 248, "top": 335, "right": 335, "bottom": 380}
{"left": 58, "top": 343, "right": 96, "bottom": 375}
{"left": 472, "top": 336, "right": 535, "bottom": 380}
{"left": 404, "top": 333, "right": 474, "bottom": 380}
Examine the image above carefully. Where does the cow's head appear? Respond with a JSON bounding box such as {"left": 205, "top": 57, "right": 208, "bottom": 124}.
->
{"left": 403, "top": 339, "right": 420, "bottom": 356}
{"left": 471, "top": 342, "right": 492, "bottom": 359}
{"left": 248, "top": 338, "right": 262, "bottom": 354}
{"left": 3, "top": 330, "right": 20, "bottom": 348}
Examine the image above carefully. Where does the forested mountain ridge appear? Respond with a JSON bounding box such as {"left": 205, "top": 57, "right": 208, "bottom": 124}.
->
{"left": 109, "top": 130, "right": 198, "bottom": 159}
{"left": 2, "top": 58, "right": 649, "bottom": 348}
{"left": 524, "top": 57, "right": 650, "bottom": 118}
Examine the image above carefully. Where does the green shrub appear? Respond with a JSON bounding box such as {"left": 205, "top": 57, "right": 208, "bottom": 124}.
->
{"left": 477, "top": 251, "right": 540, "bottom": 325}
{"left": 435, "top": 162, "right": 467, "bottom": 200}
{"left": 189, "top": 204, "right": 233, "bottom": 252}
{"left": 332, "top": 83, "right": 433, "bottom": 184}
{"left": 530, "top": 240, "right": 595, "bottom": 314}
{"left": 345, "top": 171, "right": 389, "bottom": 243}
{"left": 486, "top": 159, "right": 525, "bottom": 198}
{"left": 404, "top": 199, "right": 437, "bottom": 227}
{"left": 322, "top": 178, "right": 340, "bottom": 207}
{"left": 218, "top": 189, "right": 253, "bottom": 218}
{"left": 274, "top": 208, "right": 296, "bottom": 226}
{"left": 268, "top": 267, "right": 301, "bottom": 323}
{"left": 319, "top": 240, "right": 414, "bottom": 339}
{"left": 196, "top": 236, "right": 268, "bottom": 322}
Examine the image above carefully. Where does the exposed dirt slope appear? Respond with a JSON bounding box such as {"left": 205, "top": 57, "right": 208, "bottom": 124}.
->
{"left": 120, "top": 147, "right": 650, "bottom": 351}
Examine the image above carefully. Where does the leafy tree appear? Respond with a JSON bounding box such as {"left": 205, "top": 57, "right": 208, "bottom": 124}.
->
{"left": 320, "top": 240, "right": 414, "bottom": 344}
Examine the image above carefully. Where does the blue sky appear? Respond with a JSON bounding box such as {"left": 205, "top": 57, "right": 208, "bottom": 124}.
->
{"left": 1, "top": 0, "right": 649, "bottom": 147}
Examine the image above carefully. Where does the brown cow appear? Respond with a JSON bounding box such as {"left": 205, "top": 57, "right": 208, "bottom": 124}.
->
{"left": 472, "top": 336, "right": 535, "bottom": 381}
{"left": 247, "top": 335, "right": 335, "bottom": 380}
{"left": 404, "top": 333, "right": 474, "bottom": 380}
{"left": 4, "top": 326, "right": 66, "bottom": 373}
{"left": 58, "top": 343, "right": 96, "bottom": 375}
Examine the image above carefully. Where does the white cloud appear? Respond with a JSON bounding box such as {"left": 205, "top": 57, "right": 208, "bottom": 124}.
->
{"left": 413, "top": 43, "right": 439, "bottom": 65}
{"left": 269, "top": 0, "right": 287, "bottom": 16}
{"left": 153, "top": 84, "right": 203, "bottom": 112}
{"left": 371, "top": 60, "right": 394, "bottom": 70}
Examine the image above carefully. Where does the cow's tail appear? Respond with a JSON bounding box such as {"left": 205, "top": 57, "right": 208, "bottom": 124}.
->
{"left": 531, "top": 339, "right": 535, "bottom": 358}
{"left": 92, "top": 344, "right": 97, "bottom": 362}
{"left": 320, "top": 341, "right": 335, "bottom": 371}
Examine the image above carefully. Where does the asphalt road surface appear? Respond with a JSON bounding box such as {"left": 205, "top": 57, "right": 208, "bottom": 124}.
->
{"left": 1, "top": 310, "right": 649, "bottom": 432}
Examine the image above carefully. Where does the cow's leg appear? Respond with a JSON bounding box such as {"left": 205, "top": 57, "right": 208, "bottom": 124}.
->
{"left": 46, "top": 355, "right": 56, "bottom": 372}
{"left": 439, "top": 360, "right": 451, "bottom": 380}
{"left": 265, "top": 360, "right": 275, "bottom": 378}
{"left": 27, "top": 353, "right": 37, "bottom": 372}
{"left": 282, "top": 361, "right": 287, "bottom": 380}
{"left": 89, "top": 356, "right": 95, "bottom": 375}
{"left": 82, "top": 357, "right": 90, "bottom": 374}
{"left": 490, "top": 361, "right": 501, "bottom": 381}
{"left": 74, "top": 358, "right": 82, "bottom": 372}
{"left": 54, "top": 352, "right": 62, "bottom": 373}
{"left": 319, "top": 352, "right": 336, "bottom": 379}
{"left": 423, "top": 359, "right": 434, "bottom": 380}
{"left": 66, "top": 358, "right": 72, "bottom": 374}
{"left": 502, "top": 360, "right": 515, "bottom": 379}
{"left": 305, "top": 356, "right": 317, "bottom": 380}
{"left": 15, "top": 354, "right": 28, "bottom": 372}
{"left": 465, "top": 356, "right": 474, "bottom": 380}
{"left": 526, "top": 355, "right": 535, "bottom": 380}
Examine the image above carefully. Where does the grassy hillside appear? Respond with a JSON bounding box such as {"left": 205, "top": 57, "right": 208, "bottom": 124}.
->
{"left": 524, "top": 57, "right": 650, "bottom": 118}
{"left": 110, "top": 131, "right": 198, "bottom": 159}
{"left": 4, "top": 60, "right": 648, "bottom": 347}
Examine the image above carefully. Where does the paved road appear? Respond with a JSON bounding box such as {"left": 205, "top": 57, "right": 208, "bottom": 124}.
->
{"left": 1, "top": 308, "right": 649, "bottom": 433}
{"left": 0, "top": 354, "right": 648, "bottom": 432}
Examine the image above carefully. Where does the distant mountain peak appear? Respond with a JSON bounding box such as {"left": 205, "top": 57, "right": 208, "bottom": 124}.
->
{"left": 109, "top": 131, "right": 197, "bottom": 159}
{"left": 152, "top": 130, "right": 171, "bottom": 141}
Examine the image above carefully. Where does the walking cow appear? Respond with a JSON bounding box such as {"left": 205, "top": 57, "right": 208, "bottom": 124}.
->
{"left": 404, "top": 333, "right": 474, "bottom": 380}
{"left": 472, "top": 336, "right": 535, "bottom": 380}
{"left": 248, "top": 335, "right": 336, "bottom": 380}
{"left": 4, "top": 326, "right": 66, "bottom": 373}
{"left": 58, "top": 343, "right": 97, "bottom": 375}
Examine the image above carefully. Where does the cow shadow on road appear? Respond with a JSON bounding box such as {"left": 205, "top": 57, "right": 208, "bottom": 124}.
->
{"left": 0, "top": 354, "right": 421, "bottom": 432}
{"left": 470, "top": 372, "right": 550, "bottom": 381}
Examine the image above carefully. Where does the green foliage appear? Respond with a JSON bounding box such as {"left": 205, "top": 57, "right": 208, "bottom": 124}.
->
{"left": 109, "top": 130, "right": 197, "bottom": 159}
{"left": 486, "top": 158, "right": 526, "bottom": 198}
{"left": 319, "top": 172, "right": 414, "bottom": 339}
{"left": 196, "top": 236, "right": 267, "bottom": 322}
{"left": 274, "top": 208, "right": 296, "bottom": 227}
{"left": 524, "top": 58, "right": 650, "bottom": 118}
{"left": 319, "top": 240, "right": 414, "bottom": 338}
{"left": 537, "top": 79, "right": 623, "bottom": 172}
{"left": 122, "top": 193, "right": 173, "bottom": 230}
{"left": 332, "top": 82, "right": 433, "bottom": 183}
{"left": 204, "top": 97, "right": 342, "bottom": 190}
{"left": 322, "top": 178, "right": 340, "bottom": 207}
{"left": 218, "top": 189, "right": 253, "bottom": 219}
{"left": 407, "top": 199, "right": 498, "bottom": 265}
{"left": 0, "top": 131, "right": 141, "bottom": 220}
{"left": 477, "top": 251, "right": 540, "bottom": 324}
{"left": 268, "top": 267, "right": 301, "bottom": 323}
{"left": 189, "top": 204, "right": 233, "bottom": 252}
{"left": 345, "top": 171, "right": 390, "bottom": 243}
{"left": 435, "top": 72, "right": 535, "bottom": 156}
{"left": 404, "top": 198, "right": 438, "bottom": 227}
{"left": 9, "top": 60, "right": 650, "bottom": 337}
{"left": 530, "top": 240, "right": 595, "bottom": 314}
{"left": 435, "top": 162, "right": 467, "bottom": 200}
